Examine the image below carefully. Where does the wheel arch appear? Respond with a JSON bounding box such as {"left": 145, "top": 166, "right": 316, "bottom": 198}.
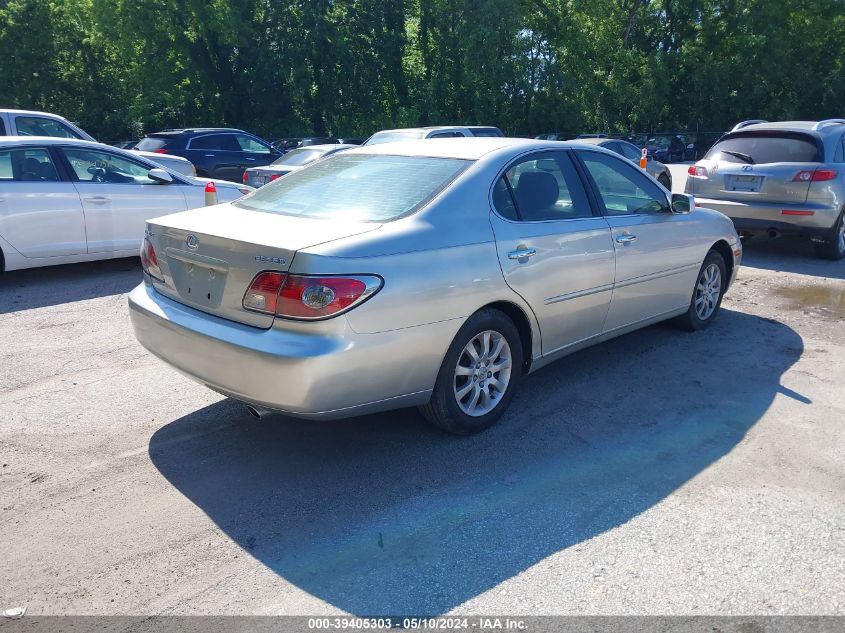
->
{"left": 710, "top": 239, "right": 734, "bottom": 283}
{"left": 478, "top": 300, "right": 535, "bottom": 374}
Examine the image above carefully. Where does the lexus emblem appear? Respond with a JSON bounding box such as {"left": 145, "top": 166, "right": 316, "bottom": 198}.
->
{"left": 186, "top": 234, "right": 199, "bottom": 250}
{"left": 741, "top": 165, "right": 753, "bottom": 171}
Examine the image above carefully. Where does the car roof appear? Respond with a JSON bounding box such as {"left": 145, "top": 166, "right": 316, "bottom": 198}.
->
{"left": 0, "top": 135, "right": 103, "bottom": 146}
{"left": 573, "top": 137, "right": 612, "bottom": 146}
{"left": 734, "top": 120, "right": 845, "bottom": 136}
{"left": 290, "top": 143, "right": 354, "bottom": 151}
{"left": 345, "top": 137, "right": 609, "bottom": 160}
{"left": 150, "top": 128, "right": 245, "bottom": 135}
{"left": 0, "top": 108, "right": 70, "bottom": 118}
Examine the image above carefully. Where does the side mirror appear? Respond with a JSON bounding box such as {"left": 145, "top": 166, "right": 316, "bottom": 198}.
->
{"left": 671, "top": 192, "right": 694, "bottom": 214}
{"left": 148, "top": 168, "right": 173, "bottom": 184}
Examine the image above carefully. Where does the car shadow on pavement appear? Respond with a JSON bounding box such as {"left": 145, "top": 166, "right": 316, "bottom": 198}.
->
{"left": 741, "top": 236, "right": 845, "bottom": 280}
{"left": 149, "top": 308, "right": 804, "bottom": 616}
{"left": 0, "top": 257, "right": 142, "bottom": 313}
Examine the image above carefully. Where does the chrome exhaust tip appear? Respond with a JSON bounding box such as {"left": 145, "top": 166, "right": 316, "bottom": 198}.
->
{"left": 245, "top": 404, "right": 274, "bottom": 419}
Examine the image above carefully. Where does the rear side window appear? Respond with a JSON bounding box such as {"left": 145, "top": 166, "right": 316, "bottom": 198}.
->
{"left": 493, "top": 151, "right": 592, "bottom": 221}
{"left": 135, "top": 137, "right": 170, "bottom": 151}
{"left": 235, "top": 154, "right": 469, "bottom": 222}
{"left": 189, "top": 134, "right": 239, "bottom": 151}
{"left": 15, "top": 116, "right": 83, "bottom": 139}
{"left": 0, "top": 119, "right": 6, "bottom": 135}
{"left": 706, "top": 133, "right": 821, "bottom": 164}
{"left": 429, "top": 131, "right": 465, "bottom": 138}
{"left": 0, "top": 147, "right": 60, "bottom": 181}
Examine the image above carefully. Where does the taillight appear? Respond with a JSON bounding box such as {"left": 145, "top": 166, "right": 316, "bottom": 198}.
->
{"left": 242, "top": 271, "right": 285, "bottom": 314}
{"left": 242, "top": 171, "right": 249, "bottom": 184}
{"left": 688, "top": 165, "right": 708, "bottom": 177}
{"left": 154, "top": 148, "right": 168, "bottom": 154}
{"left": 269, "top": 174, "right": 282, "bottom": 181}
{"left": 140, "top": 237, "right": 163, "bottom": 281}
{"left": 793, "top": 169, "right": 837, "bottom": 182}
{"left": 242, "top": 273, "right": 382, "bottom": 319}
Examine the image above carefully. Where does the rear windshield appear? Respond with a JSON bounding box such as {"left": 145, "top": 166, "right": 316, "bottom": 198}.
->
{"left": 363, "top": 131, "right": 426, "bottom": 146}
{"left": 706, "top": 133, "right": 821, "bottom": 164}
{"left": 272, "top": 147, "right": 325, "bottom": 166}
{"left": 234, "top": 154, "right": 470, "bottom": 222}
{"left": 469, "top": 128, "right": 504, "bottom": 137}
{"left": 135, "top": 137, "right": 169, "bottom": 151}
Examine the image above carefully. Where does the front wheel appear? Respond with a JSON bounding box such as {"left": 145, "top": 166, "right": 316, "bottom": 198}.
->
{"left": 813, "top": 209, "right": 845, "bottom": 260}
{"left": 419, "top": 309, "right": 523, "bottom": 435}
{"left": 675, "top": 249, "right": 727, "bottom": 331}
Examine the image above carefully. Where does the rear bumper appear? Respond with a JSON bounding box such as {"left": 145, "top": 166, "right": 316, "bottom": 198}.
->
{"left": 694, "top": 197, "right": 839, "bottom": 237}
{"left": 128, "top": 282, "right": 458, "bottom": 419}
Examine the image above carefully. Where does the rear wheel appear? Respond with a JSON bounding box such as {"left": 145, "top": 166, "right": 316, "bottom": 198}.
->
{"left": 675, "top": 249, "right": 727, "bottom": 331}
{"left": 813, "top": 208, "right": 845, "bottom": 260}
{"left": 419, "top": 309, "right": 522, "bottom": 435}
{"left": 657, "top": 173, "right": 671, "bottom": 190}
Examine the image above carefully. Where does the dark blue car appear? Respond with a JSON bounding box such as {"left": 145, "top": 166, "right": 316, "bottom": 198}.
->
{"left": 135, "top": 128, "right": 282, "bottom": 182}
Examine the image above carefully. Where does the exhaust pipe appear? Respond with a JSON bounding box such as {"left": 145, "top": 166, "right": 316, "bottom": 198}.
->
{"left": 245, "top": 404, "right": 274, "bottom": 419}
{"left": 767, "top": 228, "right": 780, "bottom": 239}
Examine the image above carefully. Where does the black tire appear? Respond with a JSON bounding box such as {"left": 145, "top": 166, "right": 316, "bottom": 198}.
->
{"left": 675, "top": 249, "right": 727, "bottom": 332}
{"left": 657, "top": 173, "right": 672, "bottom": 190}
{"left": 812, "top": 208, "right": 845, "bottom": 260}
{"left": 419, "top": 308, "right": 523, "bottom": 435}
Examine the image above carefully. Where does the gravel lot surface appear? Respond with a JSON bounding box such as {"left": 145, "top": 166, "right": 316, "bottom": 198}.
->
{"left": 1, "top": 209, "right": 843, "bottom": 615}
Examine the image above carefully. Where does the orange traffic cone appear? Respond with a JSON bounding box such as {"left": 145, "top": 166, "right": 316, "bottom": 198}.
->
{"left": 639, "top": 148, "right": 648, "bottom": 170}
{"left": 204, "top": 181, "right": 218, "bottom": 206}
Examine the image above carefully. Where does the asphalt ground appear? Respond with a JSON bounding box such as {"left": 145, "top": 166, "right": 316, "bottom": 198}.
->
{"left": 1, "top": 177, "right": 843, "bottom": 616}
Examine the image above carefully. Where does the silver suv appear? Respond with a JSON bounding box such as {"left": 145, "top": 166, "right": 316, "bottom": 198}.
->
{"left": 685, "top": 119, "right": 845, "bottom": 259}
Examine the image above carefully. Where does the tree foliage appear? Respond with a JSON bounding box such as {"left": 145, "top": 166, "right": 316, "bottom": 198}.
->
{"left": 1, "top": 0, "right": 843, "bottom": 140}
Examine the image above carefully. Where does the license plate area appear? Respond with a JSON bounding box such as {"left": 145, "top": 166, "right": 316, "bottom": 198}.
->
{"left": 726, "top": 174, "right": 763, "bottom": 192}
{"left": 165, "top": 249, "right": 228, "bottom": 309}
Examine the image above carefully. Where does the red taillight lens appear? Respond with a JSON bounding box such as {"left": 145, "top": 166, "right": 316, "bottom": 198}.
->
{"left": 154, "top": 148, "right": 168, "bottom": 154}
{"left": 140, "top": 237, "right": 163, "bottom": 281}
{"left": 242, "top": 271, "right": 286, "bottom": 314}
{"left": 242, "top": 273, "right": 381, "bottom": 319}
{"left": 269, "top": 174, "right": 282, "bottom": 181}
{"left": 794, "top": 169, "right": 837, "bottom": 182}
{"left": 688, "top": 165, "right": 708, "bottom": 177}
{"left": 242, "top": 171, "right": 249, "bottom": 184}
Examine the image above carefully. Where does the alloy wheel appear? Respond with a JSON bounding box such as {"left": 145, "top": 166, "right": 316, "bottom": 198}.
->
{"left": 453, "top": 330, "right": 512, "bottom": 417}
{"left": 694, "top": 263, "right": 722, "bottom": 320}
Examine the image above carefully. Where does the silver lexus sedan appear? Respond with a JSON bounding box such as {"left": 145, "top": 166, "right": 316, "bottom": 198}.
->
{"left": 129, "top": 138, "right": 741, "bottom": 434}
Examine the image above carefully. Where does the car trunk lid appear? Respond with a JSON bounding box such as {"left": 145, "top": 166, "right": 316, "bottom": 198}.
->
{"left": 145, "top": 203, "right": 380, "bottom": 328}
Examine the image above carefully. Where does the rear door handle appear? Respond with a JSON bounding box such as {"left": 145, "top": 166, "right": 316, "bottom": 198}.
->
{"left": 84, "top": 196, "right": 110, "bottom": 204}
{"left": 508, "top": 248, "right": 537, "bottom": 260}
{"left": 204, "top": 154, "right": 216, "bottom": 157}
{"left": 615, "top": 234, "right": 637, "bottom": 244}
{"left": 245, "top": 157, "right": 256, "bottom": 161}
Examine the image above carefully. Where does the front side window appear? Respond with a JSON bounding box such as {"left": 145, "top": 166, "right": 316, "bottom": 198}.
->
{"left": 579, "top": 151, "right": 668, "bottom": 216}
{"left": 15, "top": 116, "right": 83, "bottom": 139}
{"left": 0, "top": 147, "right": 60, "bottom": 181}
{"left": 235, "top": 154, "right": 469, "bottom": 222}
{"left": 189, "top": 134, "right": 239, "bottom": 151}
{"left": 492, "top": 151, "right": 592, "bottom": 221}
{"left": 617, "top": 142, "right": 644, "bottom": 162}
{"left": 62, "top": 148, "right": 156, "bottom": 184}
{"left": 235, "top": 134, "right": 271, "bottom": 154}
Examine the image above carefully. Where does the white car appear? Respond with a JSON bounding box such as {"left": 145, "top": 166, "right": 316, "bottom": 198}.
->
{"left": 0, "top": 109, "right": 197, "bottom": 177}
{"left": 0, "top": 137, "right": 252, "bottom": 271}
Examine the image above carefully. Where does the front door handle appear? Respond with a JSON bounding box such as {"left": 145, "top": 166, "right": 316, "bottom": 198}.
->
{"left": 204, "top": 154, "right": 216, "bottom": 157}
{"left": 508, "top": 248, "right": 537, "bottom": 260}
{"left": 84, "top": 196, "right": 110, "bottom": 204}
{"left": 615, "top": 234, "right": 637, "bottom": 244}
{"left": 245, "top": 157, "right": 256, "bottom": 161}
